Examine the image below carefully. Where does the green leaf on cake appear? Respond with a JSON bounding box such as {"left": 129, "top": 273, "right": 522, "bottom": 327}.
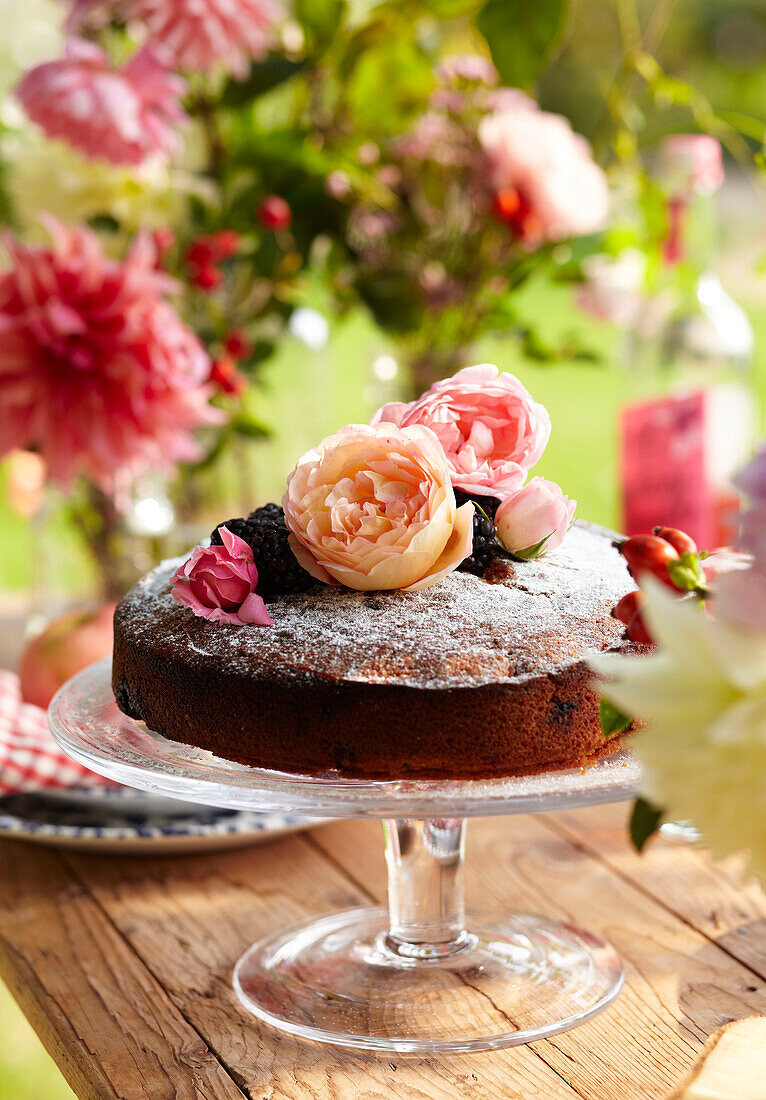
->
{"left": 629, "top": 797, "right": 664, "bottom": 853}
{"left": 599, "top": 698, "right": 632, "bottom": 738}
{"left": 509, "top": 533, "right": 552, "bottom": 561}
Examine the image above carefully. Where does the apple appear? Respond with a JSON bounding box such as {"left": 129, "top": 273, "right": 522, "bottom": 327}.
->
{"left": 18, "top": 603, "right": 115, "bottom": 709}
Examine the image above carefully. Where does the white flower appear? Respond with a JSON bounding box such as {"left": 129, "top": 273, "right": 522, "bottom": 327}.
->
{"left": 591, "top": 580, "right": 766, "bottom": 875}
{"left": 2, "top": 128, "right": 214, "bottom": 233}
{"left": 0, "top": 0, "right": 63, "bottom": 99}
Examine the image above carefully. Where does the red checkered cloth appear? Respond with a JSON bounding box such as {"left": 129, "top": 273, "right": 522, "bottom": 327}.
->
{"left": 0, "top": 669, "right": 113, "bottom": 795}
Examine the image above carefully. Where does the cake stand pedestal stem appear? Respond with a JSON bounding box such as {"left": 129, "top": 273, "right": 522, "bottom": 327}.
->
{"left": 382, "top": 818, "right": 471, "bottom": 959}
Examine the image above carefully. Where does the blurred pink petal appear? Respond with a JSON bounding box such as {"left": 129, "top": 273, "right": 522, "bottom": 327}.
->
{"left": 124, "top": 0, "right": 283, "bottom": 77}
{"left": 479, "top": 99, "right": 608, "bottom": 243}
{"left": 16, "top": 38, "right": 186, "bottom": 166}
{"left": 0, "top": 219, "right": 222, "bottom": 491}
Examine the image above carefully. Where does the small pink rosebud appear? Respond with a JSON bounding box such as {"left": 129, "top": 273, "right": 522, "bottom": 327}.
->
{"left": 170, "top": 527, "right": 273, "bottom": 626}
{"left": 495, "top": 477, "right": 576, "bottom": 559}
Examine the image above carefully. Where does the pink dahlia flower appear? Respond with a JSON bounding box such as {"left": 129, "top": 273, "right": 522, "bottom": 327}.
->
{"left": 0, "top": 219, "right": 222, "bottom": 491}
{"left": 123, "top": 0, "right": 282, "bottom": 78}
{"left": 171, "top": 527, "right": 273, "bottom": 626}
{"left": 371, "top": 364, "right": 551, "bottom": 498}
{"left": 16, "top": 38, "right": 186, "bottom": 166}
{"left": 479, "top": 99, "right": 609, "bottom": 243}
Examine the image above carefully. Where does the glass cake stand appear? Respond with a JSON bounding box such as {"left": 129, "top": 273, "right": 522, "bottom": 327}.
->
{"left": 50, "top": 657, "right": 640, "bottom": 1055}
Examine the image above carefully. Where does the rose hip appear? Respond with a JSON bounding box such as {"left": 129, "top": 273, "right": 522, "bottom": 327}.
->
{"left": 612, "top": 589, "right": 644, "bottom": 625}
{"left": 626, "top": 610, "right": 653, "bottom": 646}
{"left": 652, "top": 526, "right": 698, "bottom": 556}
{"left": 620, "top": 534, "right": 679, "bottom": 588}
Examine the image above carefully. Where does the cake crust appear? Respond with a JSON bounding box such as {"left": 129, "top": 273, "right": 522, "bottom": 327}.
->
{"left": 112, "top": 521, "right": 639, "bottom": 779}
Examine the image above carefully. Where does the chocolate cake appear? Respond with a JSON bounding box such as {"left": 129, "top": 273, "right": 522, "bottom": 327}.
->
{"left": 112, "top": 520, "right": 638, "bottom": 780}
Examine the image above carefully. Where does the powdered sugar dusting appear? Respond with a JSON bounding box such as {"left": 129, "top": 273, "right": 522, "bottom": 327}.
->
{"left": 119, "top": 522, "right": 633, "bottom": 689}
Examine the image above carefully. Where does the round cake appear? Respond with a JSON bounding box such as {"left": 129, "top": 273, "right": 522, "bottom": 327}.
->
{"left": 112, "top": 520, "right": 637, "bottom": 780}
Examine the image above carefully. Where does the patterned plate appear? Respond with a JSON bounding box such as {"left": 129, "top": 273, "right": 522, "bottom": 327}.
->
{"left": 0, "top": 785, "right": 315, "bottom": 854}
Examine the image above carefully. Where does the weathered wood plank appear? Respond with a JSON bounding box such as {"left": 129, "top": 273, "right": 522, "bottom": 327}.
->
{"left": 544, "top": 803, "right": 766, "bottom": 979}
{"left": 313, "top": 815, "right": 766, "bottom": 1100}
{"left": 0, "top": 838, "right": 247, "bottom": 1100}
{"left": 66, "top": 830, "right": 583, "bottom": 1100}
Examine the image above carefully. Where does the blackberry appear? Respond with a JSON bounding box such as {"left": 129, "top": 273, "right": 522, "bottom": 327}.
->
{"left": 454, "top": 490, "right": 500, "bottom": 576}
{"left": 209, "top": 516, "right": 256, "bottom": 546}
{"left": 248, "top": 505, "right": 315, "bottom": 596}
{"left": 210, "top": 505, "right": 314, "bottom": 597}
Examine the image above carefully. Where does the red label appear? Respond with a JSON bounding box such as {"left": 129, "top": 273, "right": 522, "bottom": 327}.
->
{"left": 620, "top": 390, "right": 714, "bottom": 548}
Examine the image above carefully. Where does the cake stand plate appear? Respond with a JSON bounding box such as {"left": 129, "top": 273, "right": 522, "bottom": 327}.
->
{"left": 50, "top": 657, "right": 640, "bottom": 1055}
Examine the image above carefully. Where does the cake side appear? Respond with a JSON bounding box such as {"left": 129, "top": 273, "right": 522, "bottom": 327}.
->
{"left": 112, "top": 521, "right": 639, "bottom": 779}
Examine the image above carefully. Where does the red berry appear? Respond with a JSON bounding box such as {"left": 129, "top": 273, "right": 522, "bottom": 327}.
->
{"left": 626, "top": 610, "right": 653, "bottom": 646}
{"left": 191, "top": 264, "right": 222, "bottom": 291}
{"left": 653, "top": 526, "right": 698, "bottom": 557}
{"left": 258, "top": 195, "right": 292, "bottom": 232}
{"left": 186, "top": 238, "right": 215, "bottom": 267}
{"left": 620, "top": 534, "right": 679, "bottom": 589}
{"left": 210, "top": 229, "right": 241, "bottom": 259}
{"left": 209, "top": 355, "right": 247, "bottom": 396}
{"left": 612, "top": 589, "right": 645, "bottom": 625}
{"left": 223, "top": 329, "right": 251, "bottom": 359}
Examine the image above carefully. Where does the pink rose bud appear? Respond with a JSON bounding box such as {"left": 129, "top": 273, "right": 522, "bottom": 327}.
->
{"left": 495, "top": 477, "right": 576, "bottom": 559}
{"left": 170, "top": 526, "right": 273, "bottom": 626}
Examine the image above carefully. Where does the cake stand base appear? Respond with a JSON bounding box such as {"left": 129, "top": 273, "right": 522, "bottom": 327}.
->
{"left": 50, "top": 662, "right": 640, "bottom": 1056}
{"left": 234, "top": 905, "right": 624, "bottom": 1053}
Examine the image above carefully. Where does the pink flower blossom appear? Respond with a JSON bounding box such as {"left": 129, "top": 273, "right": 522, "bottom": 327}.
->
{"left": 16, "top": 38, "right": 186, "bottom": 166}
{"left": 479, "top": 99, "right": 609, "bottom": 243}
{"left": 395, "top": 112, "right": 469, "bottom": 166}
{"left": 0, "top": 219, "right": 222, "bottom": 491}
{"left": 283, "top": 423, "right": 474, "bottom": 592}
{"left": 371, "top": 364, "right": 551, "bottom": 497}
{"left": 171, "top": 527, "right": 273, "bottom": 626}
{"left": 435, "top": 54, "right": 498, "bottom": 86}
{"left": 123, "top": 0, "right": 282, "bottom": 77}
{"left": 495, "top": 477, "right": 576, "bottom": 558}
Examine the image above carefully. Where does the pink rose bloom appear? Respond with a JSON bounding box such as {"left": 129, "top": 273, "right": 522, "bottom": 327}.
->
{"left": 371, "top": 364, "right": 550, "bottom": 497}
{"left": 0, "top": 219, "right": 222, "bottom": 491}
{"left": 123, "top": 0, "right": 282, "bottom": 78}
{"left": 171, "top": 527, "right": 273, "bottom": 626}
{"left": 16, "top": 39, "right": 186, "bottom": 166}
{"left": 495, "top": 477, "right": 576, "bottom": 559}
{"left": 283, "top": 424, "right": 474, "bottom": 592}
{"left": 479, "top": 100, "right": 609, "bottom": 243}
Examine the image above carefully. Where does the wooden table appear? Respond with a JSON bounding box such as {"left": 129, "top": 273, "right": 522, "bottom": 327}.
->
{"left": 1, "top": 802, "right": 765, "bottom": 1100}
